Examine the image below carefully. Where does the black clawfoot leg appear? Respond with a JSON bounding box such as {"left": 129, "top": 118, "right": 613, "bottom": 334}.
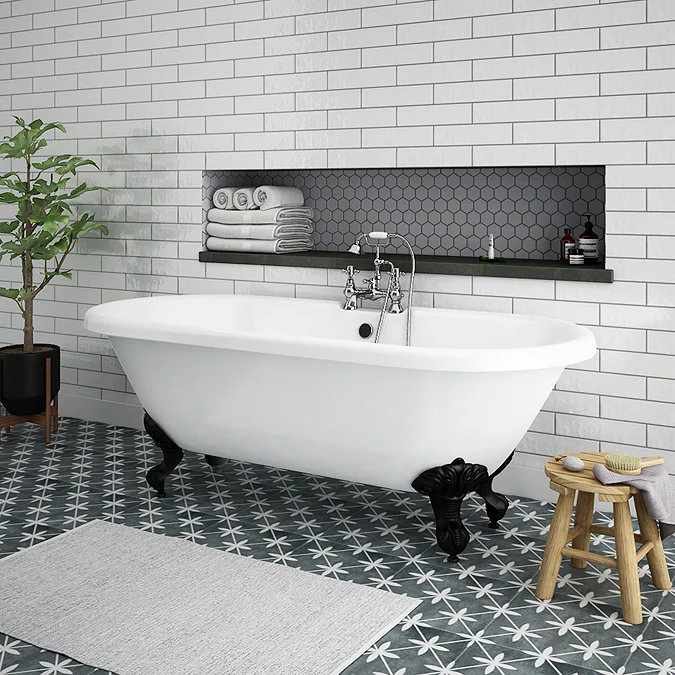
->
{"left": 413, "top": 458, "right": 489, "bottom": 561}
{"left": 476, "top": 480, "right": 509, "bottom": 528}
{"left": 427, "top": 493, "right": 469, "bottom": 563}
{"left": 143, "top": 412, "right": 184, "bottom": 498}
{"left": 204, "top": 454, "right": 226, "bottom": 468}
{"left": 413, "top": 457, "right": 511, "bottom": 561}
{"left": 480, "top": 450, "right": 514, "bottom": 528}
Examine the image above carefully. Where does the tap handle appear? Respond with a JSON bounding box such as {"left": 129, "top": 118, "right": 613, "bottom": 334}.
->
{"left": 343, "top": 265, "right": 360, "bottom": 277}
{"left": 391, "top": 267, "right": 404, "bottom": 282}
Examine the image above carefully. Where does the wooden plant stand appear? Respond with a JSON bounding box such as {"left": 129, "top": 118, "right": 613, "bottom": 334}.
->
{"left": 536, "top": 452, "right": 671, "bottom": 625}
{"left": 0, "top": 357, "right": 59, "bottom": 444}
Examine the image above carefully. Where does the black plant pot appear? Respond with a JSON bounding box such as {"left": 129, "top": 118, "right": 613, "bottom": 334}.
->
{"left": 0, "top": 344, "right": 60, "bottom": 416}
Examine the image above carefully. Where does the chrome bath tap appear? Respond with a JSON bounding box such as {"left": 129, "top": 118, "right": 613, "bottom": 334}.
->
{"left": 343, "top": 231, "right": 416, "bottom": 345}
{"left": 342, "top": 259, "right": 397, "bottom": 309}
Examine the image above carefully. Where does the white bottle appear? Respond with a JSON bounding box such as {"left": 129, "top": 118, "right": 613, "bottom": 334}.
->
{"left": 487, "top": 234, "right": 495, "bottom": 260}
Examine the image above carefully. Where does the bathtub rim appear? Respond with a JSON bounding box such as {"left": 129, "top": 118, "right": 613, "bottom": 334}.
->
{"left": 83, "top": 294, "right": 596, "bottom": 373}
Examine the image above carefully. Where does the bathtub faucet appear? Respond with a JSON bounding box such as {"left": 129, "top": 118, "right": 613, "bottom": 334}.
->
{"left": 343, "top": 258, "right": 396, "bottom": 307}
{"left": 345, "top": 231, "right": 416, "bottom": 346}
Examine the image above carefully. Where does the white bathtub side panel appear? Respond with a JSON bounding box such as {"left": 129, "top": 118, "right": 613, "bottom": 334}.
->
{"left": 113, "top": 337, "right": 562, "bottom": 492}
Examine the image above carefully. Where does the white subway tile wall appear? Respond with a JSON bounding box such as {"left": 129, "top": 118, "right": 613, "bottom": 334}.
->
{"left": 0, "top": 0, "right": 674, "bottom": 476}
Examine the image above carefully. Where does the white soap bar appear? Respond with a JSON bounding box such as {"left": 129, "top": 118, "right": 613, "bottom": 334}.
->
{"left": 562, "top": 456, "right": 584, "bottom": 472}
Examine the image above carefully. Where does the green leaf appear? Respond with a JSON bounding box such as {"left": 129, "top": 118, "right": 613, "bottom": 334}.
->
{"left": 39, "top": 121, "right": 66, "bottom": 136}
{"left": 33, "top": 154, "right": 71, "bottom": 171}
{"left": 80, "top": 222, "right": 108, "bottom": 237}
{"left": 17, "top": 286, "right": 35, "bottom": 300}
{"left": 0, "top": 287, "right": 19, "bottom": 300}
{"left": 1, "top": 239, "right": 30, "bottom": 257}
{"left": 40, "top": 220, "right": 60, "bottom": 236}
{"left": 0, "top": 221, "right": 19, "bottom": 234}
{"left": 52, "top": 236, "right": 70, "bottom": 252}
{"left": 0, "top": 192, "right": 20, "bottom": 203}
{"left": 33, "top": 179, "right": 56, "bottom": 195}
{"left": 0, "top": 172, "right": 21, "bottom": 183}
{"left": 68, "top": 182, "right": 95, "bottom": 199}
{"left": 0, "top": 177, "right": 26, "bottom": 192}
{"left": 56, "top": 156, "right": 99, "bottom": 176}
{"left": 31, "top": 245, "right": 60, "bottom": 260}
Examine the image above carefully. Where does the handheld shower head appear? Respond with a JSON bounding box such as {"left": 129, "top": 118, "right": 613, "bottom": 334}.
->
{"left": 347, "top": 231, "right": 391, "bottom": 254}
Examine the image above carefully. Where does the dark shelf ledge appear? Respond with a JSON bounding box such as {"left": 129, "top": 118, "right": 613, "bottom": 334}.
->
{"left": 199, "top": 250, "right": 613, "bottom": 283}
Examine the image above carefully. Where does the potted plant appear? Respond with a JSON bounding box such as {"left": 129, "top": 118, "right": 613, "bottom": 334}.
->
{"left": 0, "top": 117, "right": 107, "bottom": 416}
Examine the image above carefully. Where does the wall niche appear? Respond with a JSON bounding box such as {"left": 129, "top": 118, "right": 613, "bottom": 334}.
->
{"left": 202, "top": 165, "right": 605, "bottom": 261}
{"left": 200, "top": 165, "right": 611, "bottom": 282}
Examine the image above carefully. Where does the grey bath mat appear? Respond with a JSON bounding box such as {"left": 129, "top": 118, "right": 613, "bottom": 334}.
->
{"left": 0, "top": 520, "right": 420, "bottom": 675}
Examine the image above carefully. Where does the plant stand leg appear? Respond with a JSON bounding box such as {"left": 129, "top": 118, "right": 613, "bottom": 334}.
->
{"left": 143, "top": 412, "right": 184, "bottom": 498}
{"left": 52, "top": 394, "right": 58, "bottom": 433}
{"left": 412, "top": 458, "right": 500, "bottom": 562}
{"left": 44, "top": 357, "right": 51, "bottom": 444}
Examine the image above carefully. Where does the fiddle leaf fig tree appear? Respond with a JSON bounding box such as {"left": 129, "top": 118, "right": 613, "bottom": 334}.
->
{"left": 0, "top": 117, "right": 108, "bottom": 352}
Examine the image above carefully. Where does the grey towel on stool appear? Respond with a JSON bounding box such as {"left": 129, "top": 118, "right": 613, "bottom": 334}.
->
{"left": 593, "top": 463, "right": 675, "bottom": 540}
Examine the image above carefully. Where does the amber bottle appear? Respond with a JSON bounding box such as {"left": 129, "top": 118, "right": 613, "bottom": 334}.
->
{"left": 559, "top": 228, "right": 575, "bottom": 263}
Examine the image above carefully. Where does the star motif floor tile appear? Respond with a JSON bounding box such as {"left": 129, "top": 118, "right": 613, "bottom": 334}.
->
{"left": 0, "top": 418, "right": 673, "bottom": 675}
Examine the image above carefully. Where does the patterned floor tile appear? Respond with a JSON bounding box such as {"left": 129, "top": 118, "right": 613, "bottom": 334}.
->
{"left": 0, "top": 418, "right": 674, "bottom": 675}
{"left": 0, "top": 519, "right": 65, "bottom": 559}
{"left": 387, "top": 566, "right": 531, "bottom": 639}
{"left": 482, "top": 584, "right": 649, "bottom": 672}
{"left": 0, "top": 635, "right": 96, "bottom": 675}
{"left": 620, "top": 598, "right": 675, "bottom": 674}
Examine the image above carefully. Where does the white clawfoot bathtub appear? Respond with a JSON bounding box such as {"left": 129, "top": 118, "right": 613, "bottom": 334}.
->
{"left": 84, "top": 294, "right": 596, "bottom": 492}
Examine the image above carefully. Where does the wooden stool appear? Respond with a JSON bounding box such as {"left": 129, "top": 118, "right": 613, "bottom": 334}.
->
{"left": 535, "top": 452, "right": 671, "bottom": 625}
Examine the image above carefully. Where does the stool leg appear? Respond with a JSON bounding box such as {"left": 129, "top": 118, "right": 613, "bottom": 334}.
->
{"left": 571, "top": 491, "right": 594, "bottom": 569}
{"left": 536, "top": 487, "right": 575, "bottom": 600}
{"left": 614, "top": 500, "right": 642, "bottom": 625}
{"left": 634, "top": 492, "right": 672, "bottom": 590}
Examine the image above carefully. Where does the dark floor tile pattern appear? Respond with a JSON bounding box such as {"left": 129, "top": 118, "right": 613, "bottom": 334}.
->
{"left": 0, "top": 418, "right": 673, "bottom": 675}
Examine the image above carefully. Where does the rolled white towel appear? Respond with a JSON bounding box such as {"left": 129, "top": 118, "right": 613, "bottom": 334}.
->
{"left": 206, "top": 222, "right": 313, "bottom": 240}
{"left": 212, "top": 187, "right": 237, "bottom": 210}
{"left": 233, "top": 187, "right": 258, "bottom": 210}
{"left": 206, "top": 236, "right": 314, "bottom": 254}
{"left": 207, "top": 206, "right": 314, "bottom": 225}
{"left": 253, "top": 185, "right": 305, "bottom": 210}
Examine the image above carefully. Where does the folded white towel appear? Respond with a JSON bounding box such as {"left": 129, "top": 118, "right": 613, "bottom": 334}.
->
{"left": 206, "top": 236, "right": 314, "bottom": 254}
{"left": 206, "top": 221, "right": 314, "bottom": 240}
{"left": 207, "top": 206, "right": 314, "bottom": 224}
{"left": 253, "top": 185, "right": 305, "bottom": 210}
{"left": 212, "top": 187, "right": 237, "bottom": 210}
{"left": 233, "top": 187, "right": 258, "bottom": 210}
